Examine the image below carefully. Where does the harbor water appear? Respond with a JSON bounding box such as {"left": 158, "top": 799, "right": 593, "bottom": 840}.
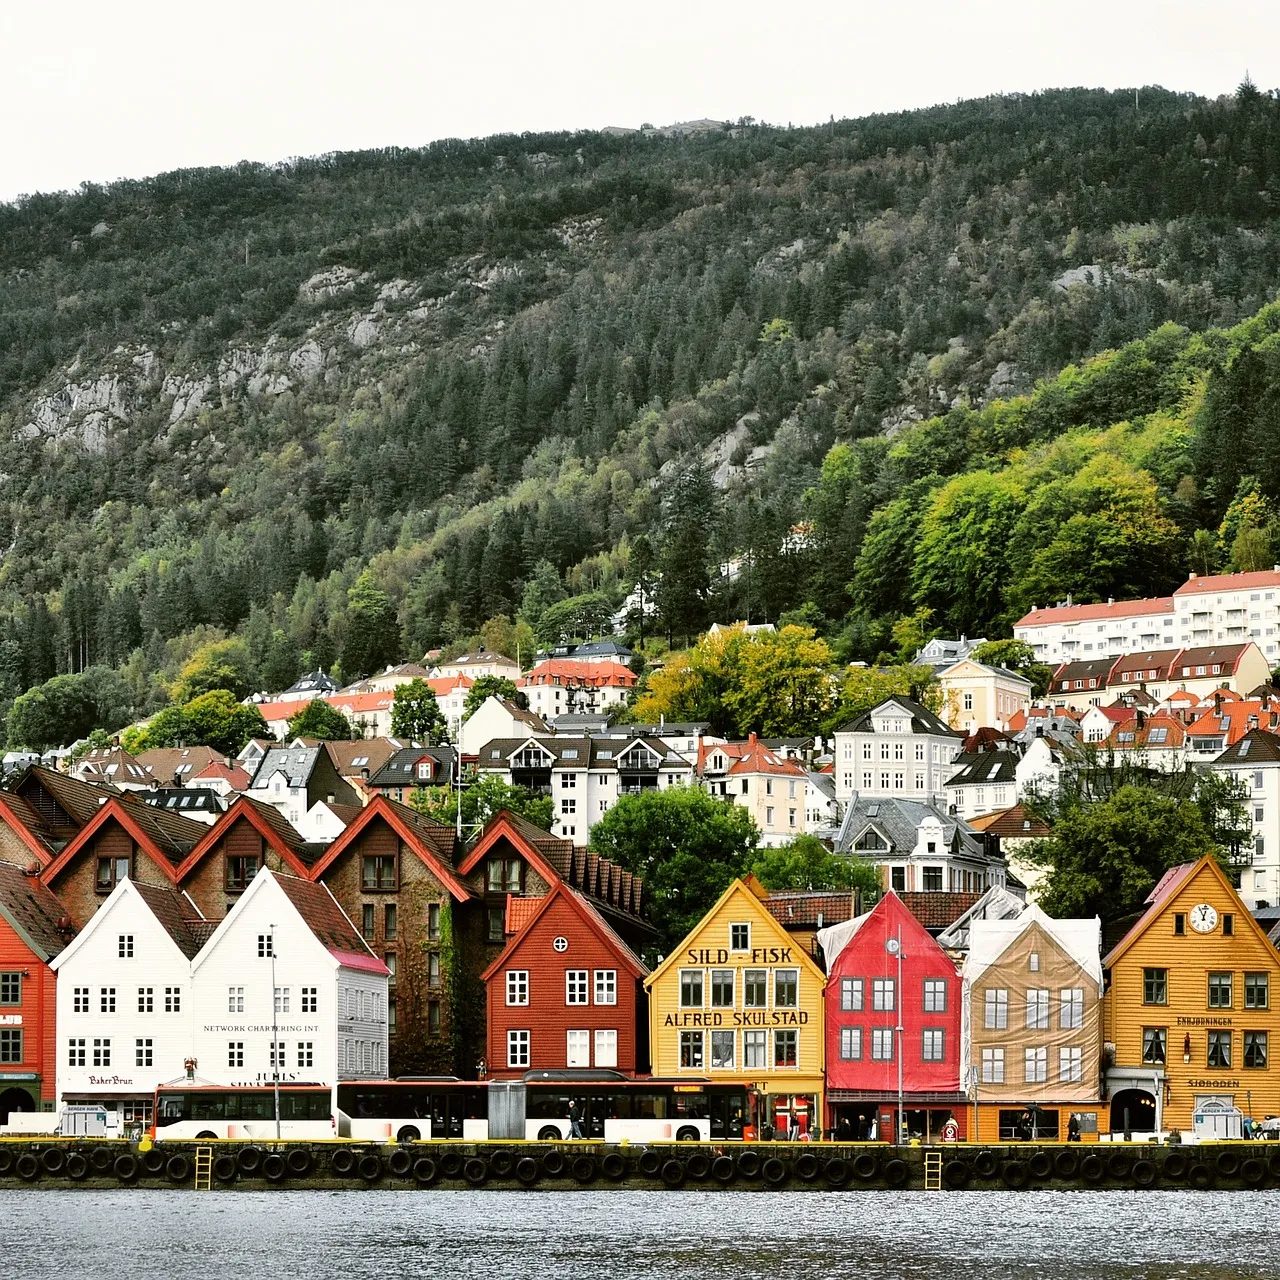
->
{"left": 3, "top": 1189, "right": 1279, "bottom": 1279}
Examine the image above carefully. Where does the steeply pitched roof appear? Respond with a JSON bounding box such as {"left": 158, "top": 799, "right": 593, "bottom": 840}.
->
{"left": 1103, "top": 859, "right": 1217, "bottom": 968}
{"left": 834, "top": 797, "right": 986, "bottom": 860}
{"left": 475, "top": 735, "right": 690, "bottom": 771}
{"left": 763, "top": 890, "right": 860, "bottom": 929}
{"left": 945, "top": 751, "right": 1018, "bottom": 787}
{"left": 74, "top": 746, "right": 154, "bottom": 786}
{"left": 0, "top": 860, "right": 75, "bottom": 959}
{"left": 323, "top": 738, "right": 401, "bottom": 777}
{"left": 1105, "top": 711, "right": 1188, "bottom": 751}
{"left": 368, "top": 745, "right": 457, "bottom": 788}
{"left": 835, "top": 695, "right": 961, "bottom": 738}
{"left": 135, "top": 746, "right": 228, "bottom": 783}
{"left": 1217, "top": 727, "right": 1280, "bottom": 764}
{"left": 271, "top": 871, "right": 384, "bottom": 968}
{"left": 1187, "top": 699, "right": 1280, "bottom": 746}
{"left": 131, "top": 881, "right": 210, "bottom": 959}
{"left": 15, "top": 765, "right": 118, "bottom": 830}
{"left": 175, "top": 795, "right": 317, "bottom": 884}
{"left": 250, "top": 745, "right": 323, "bottom": 789}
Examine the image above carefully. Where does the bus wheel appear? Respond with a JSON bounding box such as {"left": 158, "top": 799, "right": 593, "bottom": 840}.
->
{"left": 660, "top": 1159, "right": 686, "bottom": 1188}
{"left": 65, "top": 1152, "right": 90, "bottom": 1182}
{"left": 196, "top": 1131, "right": 218, "bottom": 1141}
{"left": 514, "top": 1157, "right": 539, "bottom": 1186}
{"left": 262, "top": 1154, "right": 287, "bottom": 1183}
{"left": 396, "top": 1126, "right": 420, "bottom": 1145}
{"left": 166, "top": 1155, "right": 193, "bottom": 1185}
{"left": 537, "top": 1126, "right": 562, "bottom": 1142}
{"left": 213, "top": 1155, "right": 238, "bottom": 1183}
{"left": 413, "top": 1157, "right": 438, "bottom": 1186}
{"left": 676, "top": 1126, "right": 700, "bottom": 1142}
{"left": 286, "top": 1149, "right": 313, "bottom": 1178}
{"left": 388, "top": 1149, "right": 413, "bottom": 1178}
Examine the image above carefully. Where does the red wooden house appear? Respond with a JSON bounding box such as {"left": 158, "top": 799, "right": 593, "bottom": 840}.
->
{"left": 821, "top": 890, "right": 966, "bottom": 1141}
{"left": 481, "top": 880, "right": 648, "bottom": 1079}
{"left": 0, "top": 861, "right": 75, "bottom": 1121}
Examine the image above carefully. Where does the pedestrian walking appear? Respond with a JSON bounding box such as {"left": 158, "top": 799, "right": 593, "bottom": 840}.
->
{"left": 568, "top": 1098, "right": 584, "bottom": 1139}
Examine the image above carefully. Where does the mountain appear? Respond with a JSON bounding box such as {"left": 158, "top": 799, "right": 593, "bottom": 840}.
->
{"left": 2, "top": 84, "right": 1280, "bottom": 741}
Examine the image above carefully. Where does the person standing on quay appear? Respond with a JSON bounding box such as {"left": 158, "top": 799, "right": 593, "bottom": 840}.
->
{"left": 569, "top": 1099, "right": 585, "bottom": 1139}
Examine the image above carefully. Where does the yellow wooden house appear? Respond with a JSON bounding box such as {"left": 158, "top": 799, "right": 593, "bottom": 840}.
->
{"left": 645, "top": 878, "right": 827, "bottom": 1138}
{"left": 1104, "top": 855, "right": 1280, "bottom": 1136}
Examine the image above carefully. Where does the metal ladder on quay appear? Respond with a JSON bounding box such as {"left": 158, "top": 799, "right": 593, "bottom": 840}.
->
{"left": 194, "top": 1146, "right": 213, "bottom": 1191}
{"left": 923, "top": 1151, "right": 943, "bottom": 1190}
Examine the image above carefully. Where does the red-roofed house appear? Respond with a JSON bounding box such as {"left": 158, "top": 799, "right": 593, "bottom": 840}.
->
{"left": 1174, "top": 570, "right": 1280, "bottom": 666}
{"left": 1079, "top": 703, "right": 1136, "bottom": 744}
{"left": 1186, "top": 697, "right": 1280, "bottom": 757}
{"left": 1016, "top": 597, "right": 1175, "bottom": 665}
{"left": 1103, "top": 711, "right": 1190, "bottom": 771}
{"left": 700, "top": 734, "right": 809, "bottom": 845}
{"left": 517, "top": 659, "right": 637, "bottom": 720}
{"left": 481, "top": 881, "right": 648, "bottom": 1086}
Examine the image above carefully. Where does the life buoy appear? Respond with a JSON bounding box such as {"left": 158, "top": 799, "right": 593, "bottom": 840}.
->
{"left": 462, "top": 1157, "right": 487, "bottom": 1186}
{"left": 166, "top": 1154, "right": 192, "bottom": 1184}
{"left": 1001, "top": 1160, "right": 1030, "bottom": 1189}
{"left": 660, "top": 1159, "right": 685, "bottom": 1187}
{"left": 761, "top": 1157, "right": 787, "bottom": 1186}
{"left": 941, "top": 1119, "right": 959, "bottom": 1143}
{"left": 601, "top": 1152, "right": 627, "bottom": 1181}
{"left": 824, "top": 1156, "right": 851, "bottom": 1187}
{"left": 514, "top": 1157, "right": 539, "bottom": 1186}
{"left": 413, "top": 1156, "right": 439, "bottom": 1186}
{"left": 286, "top": 1149, "right": 313, "bottom": 1178}
{"left": 358, "top": 1153, "right": 383, "bottom": 1183}
{"left": 262, "top": 1153, "right": 287, "bottom": 1183}
{"left": 388, "top": 1149, "right": 413, "bottom": 1179}
{"left": 883, "top": 1158, "right": 909, "bottom": 1188}
{"left": 712, "top": 1155, "right": 736, "bottom": 1184}
{"left": 65, "top": 1152, "right": 90, "bottom": 1181}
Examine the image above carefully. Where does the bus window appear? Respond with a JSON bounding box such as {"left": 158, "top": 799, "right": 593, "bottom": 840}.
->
{"left": 159, "top": 1095, "right": 186, "bottom": 1122}
{"left": 672, "top": 1095, "right": 709, "bottom": 1120}
{"left": 631, "top": 1093, "right": 665, "bottom": 1120}
{"left": 191, "top": 1094, "right": 226, "bottom": 1122}
{"left": 241, "top": 1093, "right": 272, "bottom": 1121}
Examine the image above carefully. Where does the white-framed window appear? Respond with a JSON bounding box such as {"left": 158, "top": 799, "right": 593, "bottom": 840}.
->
{"left": 679, "top": 969, "right": 704, "bottom": 1008}
{"left": 774, "top": 969, "right": 799, "bottom": 1008}
{"left": 680, "top": 1030, "right": 704, "bottom": 1069}
{"left": 984, "top": 988, "right": 1008, "bottom": 1030}
{"left": 92, "top": 1038, "right": 111, "bottom": 1067}
{"left": 228, "top": 986, "right": 244, "bottom": 1013}
{"left": 566, "top": 970, "right": 589, "bottom": 1005}
{"left": 1026, "top": 988, "right": 1050, "bottom": 1030}
{"left": 68, "top": 1038, "right": 86, "bottom": 1066}
{"left": 506, "top": 970, "right": 529, "bottom": 1006}
{"left": 594, "top": 970, "right": 617, "bottom": 1005}
{"left": 594, "top": 1029, "right": 618, "bottom": 1067}
{"left": 1060, "top": 988, "right": 1084, "bottom": 1030}
{"left": 566, "top": 1029, "right": 590, "bottom": 1067}
{"left": 981, "top": 1046, "right": 1004, "bottom": 1083}
{"left": 1025, "top": 1046, "right": 1048, "bottom": 1083}
{"left": 165, "top": 987, "right": 181, "bottom": 1013}
{"left": 228, "top": 1042, "right": 244, "bottom": 1068}
{"left": 258, "top": 934, "right": 274, "bottom": 958}
{"left": 301, "top": 987, "right": 317, "bottom": 1013}
{"left": 743, "top": 1029, "right": 767, "bottom": 1068}
{"left": 872, "top": 978, "right": 895, "bottom": 1011}
{"left": 507, "top": 1030, "right": 530, "bottom": 1068}
{"left": 871, "top": 1027, "right": 894, "bottom": 1061}
{"left": 710, "top": 1029, "right": 734, "bottom": 1068}
{"left": 274, "top": 987, "right": 290, "bottom": 1014}
{"left": 840, "top": 977, "right": 863, "bottom": 1011}
{"left": 1060, "top": 1047, "right": 1082, "bottom": 1083}
{"left": 135, "top": 1038, "right": 153, "bottom": 1067}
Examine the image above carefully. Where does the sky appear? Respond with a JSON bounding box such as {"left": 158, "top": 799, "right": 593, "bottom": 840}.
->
{"left": 2, "top": 0, "right": 1279, "bottom": 201}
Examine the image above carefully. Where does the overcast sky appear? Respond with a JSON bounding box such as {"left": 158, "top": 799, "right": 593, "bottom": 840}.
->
{"left": 2, "top": 0, "right": 1278, "bottom": 202}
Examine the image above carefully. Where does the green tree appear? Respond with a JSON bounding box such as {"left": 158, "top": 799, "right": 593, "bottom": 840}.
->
{"left": 342, "top": 572, "right": 401, "bottom": 679}
{"left": 825, "top": 664, "right": 938, "bottom": 735}
{"left": 588, "top": 786, "right": 759, "bottom": 958}
{"left": 182, "top": 690, "right": 270, "bottom": 756}
{"left": 536, "top": 592, "right": 615, "bottom": 645}
{"left": 462, "top": 675, "right": 527, "bottom": 719}
{"left": 287, "top": 698, "right": 354, "bottom": 741}
{"left": 657, "top": 465, "right": 714, "bottom": 645}
{"left": 890, "top": 607, "right": 937, "bottom": 664}
{"left": 7, "top": 666, "right": 132, "bottom": 751}
{"left": 750, "top": 834, "right": 881, "bottom": 895}
{"left": 169, "top": 637, "right": 254, "bottom": 703}
{"left": 408, "top": 771, "right": 554, "bottom": 831}
{"left": 968, "top": 638, "right": 1055, "bottom": 698}
{"left": 391, "top": 678, "right": 449, "bottom": 743}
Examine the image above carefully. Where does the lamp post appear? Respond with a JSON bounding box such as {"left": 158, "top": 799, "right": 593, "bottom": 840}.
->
{"left": 886, "top": 929, "right": 904, "bottom": 1145}
{"left": 269, "top": 924, "right": 280, "bottom": 1143}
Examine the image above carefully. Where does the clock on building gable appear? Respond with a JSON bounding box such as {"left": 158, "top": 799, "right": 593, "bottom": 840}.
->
{"left": 1190, "top": 903, "right": 1219, "bottom": 933}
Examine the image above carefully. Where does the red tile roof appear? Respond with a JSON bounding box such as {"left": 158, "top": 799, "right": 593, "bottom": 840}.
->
{"left": 271, "top": 871, "right": 386, "bottom": 972}
{"left": 897, "top": 891, "right": 985, "bottom": 930}
{"left": 519, "top": 660, "right": 637, "bottom": 688}
{"left": 763, "top": 891, "right": 860, "bottom": 928}
{"left": 0, "top": 861, "right": 75, "bottom": 959}
{"left": 1015, "top": 597, "right": 1173, "bottom": 628}
{"left": 968, "top": 804, "right": 1052, "bottom": 839}
{"left": 1186, "top": 699, "right": 1280, "bottom": 746}
{"left": 1175, "top": 570, "right": 1280, "bottom": 596}
{"left": 505, "top": 894, "right": 544, "bottom": 935}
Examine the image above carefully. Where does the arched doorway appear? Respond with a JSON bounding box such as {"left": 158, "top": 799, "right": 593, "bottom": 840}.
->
{"left": 0, "top": 1087, "right": 35, "bottom": 1125}
{"left": 1109, "top": 1088, "right": 1157, "bottom": 1134}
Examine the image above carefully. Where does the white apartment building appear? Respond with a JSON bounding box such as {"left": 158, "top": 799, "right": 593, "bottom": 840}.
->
{"left": 517, "top": 660, "right": 638, "bottom": 721}
{"left": 1015, "top": 597, "right": 1175, "bottom": 665}
{"left": 51, "top": 869, "right": 388, "bottom": 1125}
{"left": 698, "top": 735, "right": 809, "bottom": 847}
{"left": 832, "top": 696, "right": 964, "bottom": 809}
{"left": 1173, "top": 570, "right": 1280, "bottom": 660}
{"left": 1209, "top": 728, "right": 1280, "bottom": 910}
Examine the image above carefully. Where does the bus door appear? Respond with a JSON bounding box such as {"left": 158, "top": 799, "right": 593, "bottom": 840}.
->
{"left": 708, "top": 1091, "right": 745, "bottom": 1140}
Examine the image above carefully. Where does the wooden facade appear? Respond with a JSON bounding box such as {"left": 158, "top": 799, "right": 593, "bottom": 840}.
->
{"left": 482, "top": 881, "right": 648, "bottom": 1079}
{"left": 646, "top": 879, "right": 826, "bottom": 1138}
{"left": 1104, "top": 856, "right": 1280, "bottom": 1135}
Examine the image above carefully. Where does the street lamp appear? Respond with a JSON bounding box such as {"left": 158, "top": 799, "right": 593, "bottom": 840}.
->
{"left": 886, "top": 930, "right": 904, "bottom": 1146}
{"left": 269, "top": 924, "right": 280, "bottom": 1143}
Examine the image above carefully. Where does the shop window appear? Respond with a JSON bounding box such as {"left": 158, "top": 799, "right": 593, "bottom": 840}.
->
{"left": 1142, "top": 1028, "right": 1166, "bottom": 1064}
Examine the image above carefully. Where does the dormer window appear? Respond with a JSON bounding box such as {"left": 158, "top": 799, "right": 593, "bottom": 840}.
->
{"left": 487, "top": 856, "right": 522, "bottom": 894}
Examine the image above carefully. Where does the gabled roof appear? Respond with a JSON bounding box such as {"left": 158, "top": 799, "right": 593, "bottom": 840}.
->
{"left": 135, "top": 746, "right": 228, "bottom": 783}
{"left": 935, "top": 884, "right": 1029, "bottom": 951}
{"left": 481, "top": 881, "right": 647, "bottom": 983}
{"left": 73, "top": 746, "right": 154, "bottom": 786}
{"left": 967, "top": 804, "right": 1051, "bottom": 839}
{"left": 1175, "top": 570, "right": 1280, "bottom": 596}
{"left": 249, "top": 744, "right": 324, "bottom": 790}
{"left": 937, "top": 658, "right": 1033, "bottom": 687}
{"left": 519, "top": 659, "right": 638, "bottom": 687}
{"left": 323, "top": 738, "right": 401, "bottom": 777}
{"left": 723, "top": 737, "right": 807, "bottom": 778}
{"left": 1107, "top": 649, "right": 1182, "bottom": 682}
{"left": 945, "top": 752, "right": 1018, "bottom": 787}
{"left": 1051, "top": 658, "right": 1119, "bottom": 687}
{"left": 1015, "top": 596, "right": 1173, "bottom": 627}
{"left": 816, "top": 890, "right": 956, "bottom": 967}
{"left": 0, "top": 860, "right": 75, "bottom": 959}
{"left": 1105, "top": 711, "right": 1188, "bottom": 751}
{"left": 367, "top": 745, "right": 457, "bottom": 788}
{"left": 836, "top": 695, "right": 961, "bottom": 738}
{"left": 307, "top": 796, "right": 469, "bottom": 901}
{"left": 835, "top": 797, "right": 986, "bottom": 860}
{"left": 1187, "top": 699, "right": 1280, "bottom": 746}
{"left": 1216, "top": 727, "right": 1280, "bottom": 764}
{"left": 965, "top": 902, "right": 1102, "bottom": 988}
{"left": 475, "top": 735, "right": 689, "bottom": 772}
{"left": 191, "top": 761, "right": 253, "bottom": 790}
{"left": 13, "top": 764, "right": 119, "bottom": 830}
{"left": 131, "top": 882, "right": 213, "bottom": 958}
{"left": 270, "top": 871, "right": 384, "bottom": 969}
{"left": 898, "top": 890, "right": 986, "bottom": 930}
{"left": 175, "top": 795, "right": 316, "bottom": 882}
{"left": 1173, "top": 643, "right": 1255, "bottom": 675}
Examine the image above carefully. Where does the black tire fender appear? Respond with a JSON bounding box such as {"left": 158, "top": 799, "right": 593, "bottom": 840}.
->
{"left": 16, "top": 1153, "right": 40, "bottom": 1181}
{"left": 736, "top": 1150, "right": 762, "bottom": 1178}
{"left": 40, "top": 1147, "right": 66, "bottom": 1175}
{"left": 1081, "top": 1154, "right": 1104, "bottom": 1184}
{"left": 1053, "top": 1150, "right": 1079, "bottom": 1179}
{"left": 514, "top": 1157, "right": 539, "bottom": 1186}
{"left": 112, "top": 1153, "right": 137, "bottom": 1183}
{"left": 824, "top": 1156, "right": 851, "bottom": 1187}
{"left": 795, "top": 1152, "right": 820, "bottom": 1182}
{"left": 1132, "top": 1158, "right": 1157, "bottom": 1188}
{"left": 462, "top": 1156, "right": 487, "bottom": 1186}
{"left": 1028, "top": 1150, "right": 1052, "bottom": 1179}
{"left": 166, "top": 1154, "right": 192, "bottom": 1184}
{"left": 330, "top": 1148, "right": 356, "bottom": 1177}
{"left": 660, "top": 1158, "right": 686, "bottom": 1188}
{"left": 358, "top": 1153, "right": 383, "bottom": 1183}
{"left": 236, "top": 1145, "right": 263, "bottom": 1176}
{"left": 712, "top": 1155, "right": 736, "bottom": 1184}
{"left": 1001, "top": 1160, "right": 1030, "bottom": 1189}
{"left": 852, "top": 1152, "right": 879, "bottom": 1181}
{"left": 65, "top": 1152, "right": 90, "bottom": 1181}
{"left": 541, "top": 1149, "right": 566, "bottom": 1177}
{"left": 761, "top": 1157, "right": 787, "bottom": 1186}
{"left": 883, "top": 1157, "right": 909, "bottom": 1188}
{"left": 413, "top": 1156, "right": 439, "bottom": 1185}
{"left": 213, "top": 1154, "right": 238, "bottom": 1183}
{"left": 388, "top": 1149, "right": 413, "bottom": 1178}
{"left": 601, "top": 1152, "right": 627, "bottom": 1181}
{"left": 286, "top": 1148, "right": 313, "bottom": 1177}
{"left": 637, "top": 1148, "right": 662, "bottom": 1177}
{"left": 942, "top": 1159, "right": 970, "bottom": 1188}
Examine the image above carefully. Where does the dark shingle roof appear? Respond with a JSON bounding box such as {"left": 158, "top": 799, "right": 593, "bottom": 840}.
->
{"left": 368, "top": 746, "right": 457, "bottom": 788}
{"left": 836, "top": 695, "right": 961, "bottom": 738}
{"left": 945, "top": 752, "right": 1019, "bottom": 787}
{"left": 132, "top": 882, "right": 209, "bottom": 959}
{"left": 898, "top": 891, "right": 985, "bottom": 930}
{"left": 1219, "top": 727, "right": 1280, "bottom": 764}
{"left": 835, "top": 797, "right": 986, "bottom": 860}
{"left": 0, "top": 861, "right": 74, "bottom": 959}
{"left": 764, "top": 891, "right": 859, "bottom": 928}
{"left": 272, "top": 873, "right": 371, "bottom": 958}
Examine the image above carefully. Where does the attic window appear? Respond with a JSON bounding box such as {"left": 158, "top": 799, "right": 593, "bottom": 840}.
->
{"left": 598, "top": 750, "right": 613, "bottom": 760}
{"left": 352, "top": 756, "right": 368, "bottom": 766}
{"left": 562, "top": 749, "right": 579, "bottom": 759}
{"left": 1238, "top": 742, "right": 1252, "bottom": 758}
{"left": 491, "top": 750, "right": 501, "bottom": 759}
{"left": 105, "top": 765, "right": 118, "bottom": 776}
{"left": 1148, "top": 728, "right": 1168, "bottom": 744}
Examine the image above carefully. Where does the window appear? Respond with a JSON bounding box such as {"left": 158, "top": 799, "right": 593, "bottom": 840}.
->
{"left": 963, "top": 692, "right": 974, "bottom": 711}
{"left": 487, "top": 857, "right": 522, "bottom": 893}
{"left": 384, "top": 905, "right": 397, "bottom": 941}
{"left": 743, "top": 1030, "right": 767, "bottom": 1068}
{"left": 362, "top": 905, "right": 375, "bottom": 940}
{"left": 679, "top": 970, "right": 704, "bottom": 1008}
{"left": 594, "top": 970, "right": 617, "bottom": 1005}
{"left": 839, "top": 1027, "right": 863, "bottom": 1060}
{"left": 1246, "top": 973, "right": 1270, "bottom": 1010}
{"left": 226, "top": 855, "right": 259, "bottom": 892}
{"left": 258, "top": 934, "right": 274, "bottom": 958}
{"left": 891, "top": 868, "right": 906, "bottom": 892}
{"left": 1207, "top": 1030, "right": 1232, "bottom": 1068}
{"left": 507, "top": 1030, "right": 530, "bottom": 1068}
{"left": 1208, "top": 973, "right": 1233, "bottom": 1009}
{"left": 227, "top": 986, "right": 244, "bottom": 1013}
{"left": 774, "top": 1029, "right": 798, "bottom": 1067}
{"left": 384, "top": 953, "right": 397, "bottom": 979}
{"left": 922, "top": 866, "right": 943, "bottom": 892}
{"left": 730, "top": 923, "right": 750, "bottom": 951}
{"left": 1060, "top": 988, "right": 1084, "bottom": 1030}
{"left": 274, "top": 987, "right": 290, "bottom": 1014}
{"left": 1173, "top": 913, "right": 1186, "bottom": 936}
{"left": 92, "top": 1039, "right": 111, "bottom": 1067}
{"left": 428, "top": 1001, "right": 441, "bottom": 1036}
{"left": 270, "top": 1041, "right": 285, "bottom": 1069}
{"left": 841, "top": 978, "right": 864, "bottom": 1012}
{"left": 95, "top": 856, "right": 130, "bottom": 893}
{"left": 1024, "top": 1047, "right": 1048, "bottom": 1084}
{"left": 710, "top": 969, "right": 734, "bottom": 1008}
{"left": 566, "top": 1029, "right": 590, "bottom": 1067}
{"left": 680, "top": 1030, "right": 704, "bottom": 1069}
{"left": 1142, "top": 1028, "right": 1167, "bottom": 1064}
{"left": 705, "top": 1028, "right": 735, "bottom": 1069}
{"left": 872, "top": 978, "right": 896, "bottom": 1012}
{"left": 487, "top": 908, "right": 505, "bottom": 943}
{"left": 1026, "top": 989, "right": 1049, "bottom": 1030}
{"left": 774, "top": 969, "right": 799, "bottom": 1009}
{"left": 137, "top": 987, "right": 153, "bottom": 1014}
{"left": 361, "top": 854, "right": 397, "bottom": 891}
{"left": 427, "top": 903, "right": 441, "bottom": 940}
{"left": 1245, "top": 1031, "right": 1268, "bottom": 1069}
{"left": 1059, "top": 1047, "right": 1082, "bottom": 1083}
{"left": 923, "top": 979, "right": 947, "bottom": 1013}
{"left": 68, "top": 1039, "right": 86, "bottom": 1067}
{"left": 0, "top": 1028, "right": 21, "bottom": 1063}
{"left": 1143, "top": 968, "right": 1167, "bottom": 1005}
{"left": 922, "top": 1028, "right": 945, "bottom": 1062}
{"left": 983, "top": 989, "right": 1008, "bottom": 1029}
{"left": 135, "top": 1038, "right": 153, "bottom": 1067}
{"left": 301, "top": 987, "right": 317, "bottom": 1013}
{"left": 100, "top": 987, "right": 116, "bottom": 1014}
{"left": 118, "top": 934, "right": 134, "bottom": 959}
{"left": 562, "top": 797, "right": 577, "bottom": 816}
{"left": 73, "top": 987, "right": 88, "bottom": 1014}
{"left": 595, "top": 1029, "right": 618, "bottom": 1068}
{"left": 871, "top": 1028, "right": 894, "bottom": 1061}
{"left": 565, "top": 970, "right": 589, "bottom": 1005}
{"left": 1028, "top": 952, "right": 1040, "bottom": 973}
{"left": 165, "top": 987, "right": 180, "bottom": 1013}
{"left": 505, "top": 970, "right": 529, "bottom": 1006}
{"left": 298, "top": 1042, "right": 314, "bottom": 1069}
{"left": 1223, "top": 914, "right": 1235, "bottom": 937}
{"left": 743, "top": 969, "right": 767, "bottom": 1008}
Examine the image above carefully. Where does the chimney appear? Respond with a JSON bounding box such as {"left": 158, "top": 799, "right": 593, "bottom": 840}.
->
{"left": 1214, "top": 692, "right": 1222, "bottom": 713}
{"left": 361, "top": 767, "right": 370, "bottom": 782}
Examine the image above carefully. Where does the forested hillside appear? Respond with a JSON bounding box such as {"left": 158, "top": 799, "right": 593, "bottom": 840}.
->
{"left": 4, "top": 85, "right": 1280, "bottom": 743}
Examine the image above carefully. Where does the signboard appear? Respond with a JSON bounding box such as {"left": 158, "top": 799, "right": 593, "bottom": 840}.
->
{"left": 0, "top": 1014, "right": 22, "bottom": 1026}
